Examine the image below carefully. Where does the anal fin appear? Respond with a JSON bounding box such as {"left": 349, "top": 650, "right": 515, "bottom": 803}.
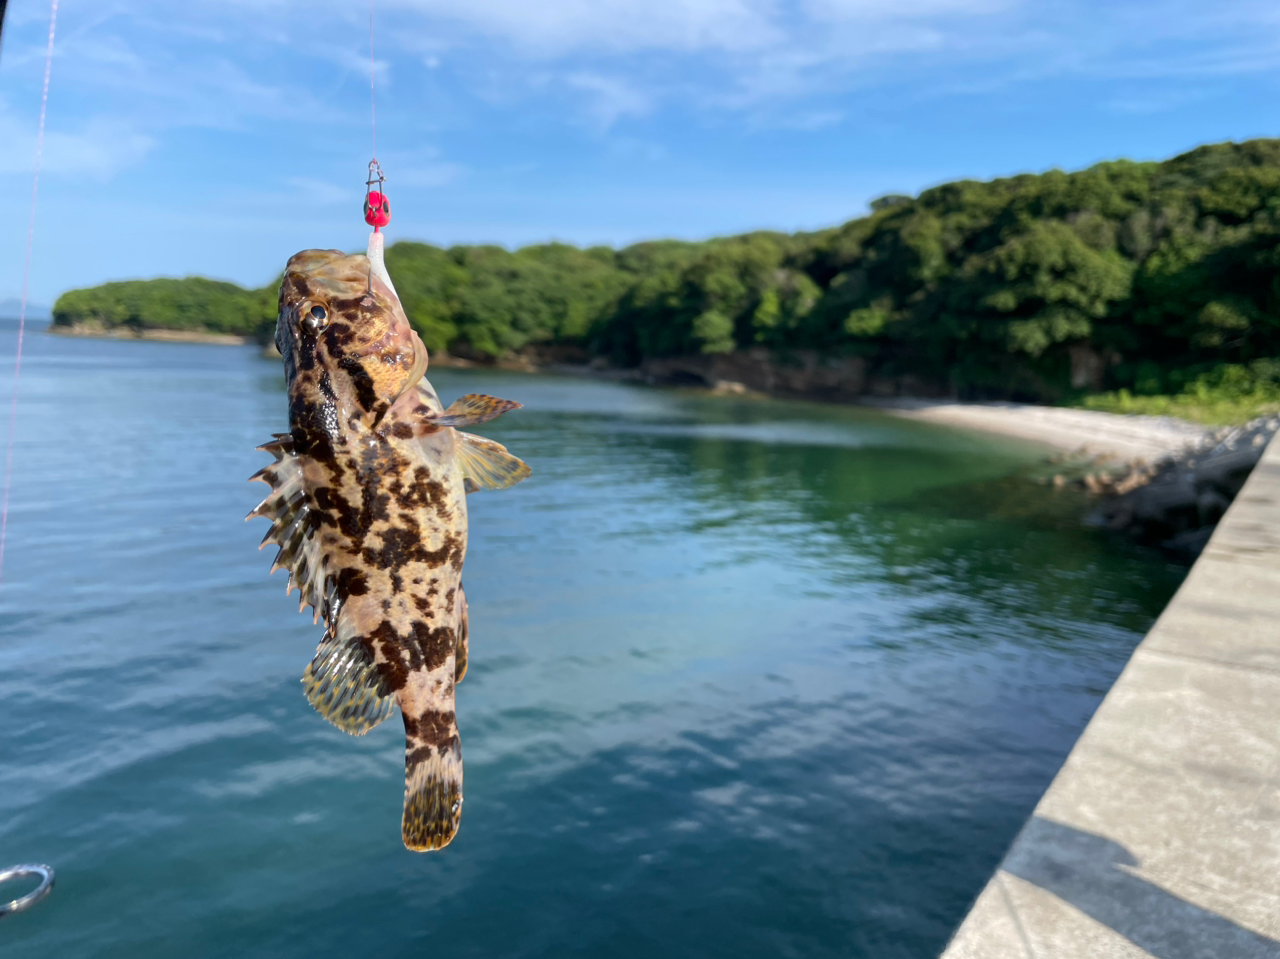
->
{"left": 301, "top": 616, "right": 397, "bottom": 736}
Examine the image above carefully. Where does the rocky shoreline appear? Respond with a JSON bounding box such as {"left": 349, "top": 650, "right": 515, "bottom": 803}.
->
{"left": 1080, "top": 415, "right": 1279, "bottom": 560}
{"left": 53, "top": 326, "right": 1276, "bottom": 560}
{"left": 48, "top": 322, "right": 252, "bottom": 346}
{"left": 536, "top": 347, "right": 1277, "bottom": 562}
{"left": 280, "top": 341, "right": 1280, "bottom": 559}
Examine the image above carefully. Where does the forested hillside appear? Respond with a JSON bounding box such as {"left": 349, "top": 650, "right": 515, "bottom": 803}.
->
{"left": 53, "top": 139, "right": 1280, "bottom": 402}
{"left": 53, "top": 278, "right": 277, "bottom": 342}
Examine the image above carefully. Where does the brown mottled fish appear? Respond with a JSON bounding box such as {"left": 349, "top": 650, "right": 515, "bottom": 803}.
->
{"left": 248, "top": 249, "right": 529, "bottom": 851}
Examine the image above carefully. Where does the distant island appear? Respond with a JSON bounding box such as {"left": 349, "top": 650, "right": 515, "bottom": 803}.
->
{"left": 52, "top": 139, "right": 1280, "bottom": 423}
{"left": 0, "top": 299, "right": 50, "bottom": 322}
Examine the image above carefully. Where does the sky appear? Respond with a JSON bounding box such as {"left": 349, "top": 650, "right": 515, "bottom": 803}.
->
{"left": 0, "top": 0, "right": 1277, "bottom": 305}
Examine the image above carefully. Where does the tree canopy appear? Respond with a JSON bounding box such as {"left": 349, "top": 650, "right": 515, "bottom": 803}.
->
{"left": 53, "top": 138, "right": 1280, "bottom": 401}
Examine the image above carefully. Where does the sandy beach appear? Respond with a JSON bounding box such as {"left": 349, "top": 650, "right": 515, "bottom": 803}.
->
{"left": 861, "top": 397, "right": 1213, "bottom": 463}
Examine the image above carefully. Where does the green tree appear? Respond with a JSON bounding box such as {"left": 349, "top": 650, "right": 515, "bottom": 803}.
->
{"left": 53, "top": 137, "right": 1280, "bottom": 405}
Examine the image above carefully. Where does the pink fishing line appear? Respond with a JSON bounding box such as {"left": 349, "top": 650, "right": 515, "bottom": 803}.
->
{"left": 0, "top": 0, "right": 60, "bottom": 592}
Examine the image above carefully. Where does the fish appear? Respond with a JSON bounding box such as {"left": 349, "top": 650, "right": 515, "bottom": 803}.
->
{"left": 248, "top": 249, "right": 530, "bottom": 851}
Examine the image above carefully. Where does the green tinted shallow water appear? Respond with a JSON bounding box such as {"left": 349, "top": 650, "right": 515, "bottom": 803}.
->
{"left": 0, "top": 325, "right": 1184, "bottom": 958}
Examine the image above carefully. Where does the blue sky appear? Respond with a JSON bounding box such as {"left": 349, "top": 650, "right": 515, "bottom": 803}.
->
{"left": 0, "top": 0, "right": 1278, "bottom": 305}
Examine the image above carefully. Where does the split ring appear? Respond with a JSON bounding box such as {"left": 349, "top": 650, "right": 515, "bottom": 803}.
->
{"left": 0, "top": 864, "right": 55, "bottom": 917}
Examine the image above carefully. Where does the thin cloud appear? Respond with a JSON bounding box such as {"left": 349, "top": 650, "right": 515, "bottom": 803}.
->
{"left": 2, "top": 0, "right": 1279, "bottom": 306}
{"left": 384, "top": 0, "right": 783, "bottom": 55}
{"left": 395, "top": 162, "right": 466, "bottom": 188}
{"left": 5, "top": 0, "right": 1276, "bottom": 157}
{"left": 283, "top": 177, "right": 350, "bottom": 205}
{"left": 565, "top": 72, "right": 653, "bottom": 128}
{"left": 0, "top": 109, "right": 155, "bottom": 179}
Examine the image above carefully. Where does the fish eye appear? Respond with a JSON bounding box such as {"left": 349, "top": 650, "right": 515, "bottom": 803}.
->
{"left": 302, "top": 303, "right": 330, "bottom": 335}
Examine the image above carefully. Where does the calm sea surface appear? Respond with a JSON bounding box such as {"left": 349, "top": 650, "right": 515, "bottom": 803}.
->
{"left": 0, "top": 323, "right": 1185, "bottom": 958}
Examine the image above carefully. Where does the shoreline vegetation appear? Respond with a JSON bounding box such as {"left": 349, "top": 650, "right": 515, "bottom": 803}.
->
{"left": 51, "top": 138, "right": 1280, "bottom": 430}
{"left": 49, "top": 138, "right": 1280, "bottom": 553}
{"left": 48, "top": 306, "right": 1273, "bottom": 563}
{"left": 37, "top": 318, "right": 1222, "bottom": 458}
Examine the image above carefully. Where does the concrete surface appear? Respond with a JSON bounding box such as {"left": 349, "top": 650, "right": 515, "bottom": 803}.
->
{"left": 940, "top": 438, "right": 1280, "bottom": 958}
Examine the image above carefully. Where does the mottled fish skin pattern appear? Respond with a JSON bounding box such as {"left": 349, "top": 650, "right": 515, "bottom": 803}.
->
{"left": 251, "top": 249, "right": 527, "bottom": 851}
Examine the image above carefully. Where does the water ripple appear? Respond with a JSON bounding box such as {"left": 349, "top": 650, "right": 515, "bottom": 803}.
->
{"left": 0, "top": 343, "right": 1184, "bottom": 959}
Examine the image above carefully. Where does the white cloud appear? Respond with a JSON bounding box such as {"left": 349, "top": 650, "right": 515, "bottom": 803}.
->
{"left": 0, "top": 0, "right": 1275, "bottom": 232}
{"left": 6, "top": 0, "right": 1272, "bottom": 168}
{"left": 0, "top": 109, "right": 155, "bottom": 179}
{"left": 385, "top": 0, "right": 783, "bottom": 55}
{"left": 565, "top": 72, "right": 653, "bottom": 128}
{"left": 394, "top": 161, "right": 466, "bottom": 188}
{"left": 776, "top": 109, "right": 845, "bottom": 130}
{"left": 1104, "top": 87, "right": 1213, "bottom": 115}
{"left": 283, "top": 177, "right": 350, "bottom": 205}
{"left": 802, "top": 0, "right": 1013, "bottom": 21}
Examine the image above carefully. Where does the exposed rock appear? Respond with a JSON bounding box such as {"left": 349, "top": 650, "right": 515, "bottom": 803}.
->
{"left": 1196, "top": 489, "right": 1231, "bottom": 526}
{"left": 1129, "top": 477, "right": 1199, "bottom": 538}
{"left": 425, "top": 342, "right": 1275, "bottom": 565}
{"left": 1087, "top": 415, "right": 1279, "bottom": 559}
{"left": 1067, "top": 344, "right": 1110, "bottom": 391}
{"left": 50, "top": 322, "right": 251, "bottom": 346}
{"left": 639, "top": 349, "right": 881, "bottom": 399}
{"left": 1161, "top": 526, "right": 1216, "bottom": 563}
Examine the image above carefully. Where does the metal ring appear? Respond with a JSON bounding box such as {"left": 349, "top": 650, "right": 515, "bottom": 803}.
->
{"left": 0, "top": 864, "right": 55, "bottom": 917}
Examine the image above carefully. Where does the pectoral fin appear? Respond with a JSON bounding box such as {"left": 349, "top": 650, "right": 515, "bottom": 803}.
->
{"left": 455, "top": 431, "right": 531, "bottom": 492}
{"left": 426, "top": 393, "right": 522, "bottom": 428}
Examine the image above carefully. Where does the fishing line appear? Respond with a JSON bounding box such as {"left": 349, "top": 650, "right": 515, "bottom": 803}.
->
{"left": 362, "top": 0, "right": 394, "bottom": 296}
{"left": 369, "top": 0, "right": 377, "bottom": 162}
{"left": 0, "top": 0, "right": 60, "bottom": 593}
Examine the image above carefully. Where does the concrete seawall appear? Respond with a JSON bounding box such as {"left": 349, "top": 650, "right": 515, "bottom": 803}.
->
{"left": 942, "top": 437, "right": 1280, "bottom": 958}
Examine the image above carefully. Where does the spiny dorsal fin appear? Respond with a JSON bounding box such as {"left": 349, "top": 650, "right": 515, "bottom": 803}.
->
{"left": 455, "top": 431, "right": 531, "bottom": 493}
{"left": 247, "top": 433, "right": 324, "bottom": 619}
{"left": 249, "top": 434, "right": 399, "bottom": 735}
{"left": 426, "top": 393, "right": 522, "bottom": 429}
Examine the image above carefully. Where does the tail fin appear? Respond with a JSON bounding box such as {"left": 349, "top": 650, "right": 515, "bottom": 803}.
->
{"left": 402, "top": 736, "right": 464, "bottom": 851}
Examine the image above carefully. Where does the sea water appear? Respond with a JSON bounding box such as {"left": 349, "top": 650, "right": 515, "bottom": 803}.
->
{"left": 0, "top": 324, "right": 1184, "bottom": 958}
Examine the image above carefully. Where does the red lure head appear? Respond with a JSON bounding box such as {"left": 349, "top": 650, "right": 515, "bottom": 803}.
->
{"left": 364, "top": 159, "right": 390, "bottom": 230}
{"left": 364, "top": 190, "right": 390, "bottom": 229}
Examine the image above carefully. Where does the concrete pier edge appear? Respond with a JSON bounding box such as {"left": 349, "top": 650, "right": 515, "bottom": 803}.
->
{"left": 940, "top": 436, "right": 1280, "bottom": 958}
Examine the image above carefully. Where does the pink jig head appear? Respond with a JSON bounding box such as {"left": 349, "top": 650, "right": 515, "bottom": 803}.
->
{"left": 364, "top": 160, "right": 390, "bottom": 231}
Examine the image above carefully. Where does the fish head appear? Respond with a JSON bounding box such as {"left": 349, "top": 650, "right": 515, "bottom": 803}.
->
{"left": 276, "top": 249, "right": 428, "bottom": 428}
